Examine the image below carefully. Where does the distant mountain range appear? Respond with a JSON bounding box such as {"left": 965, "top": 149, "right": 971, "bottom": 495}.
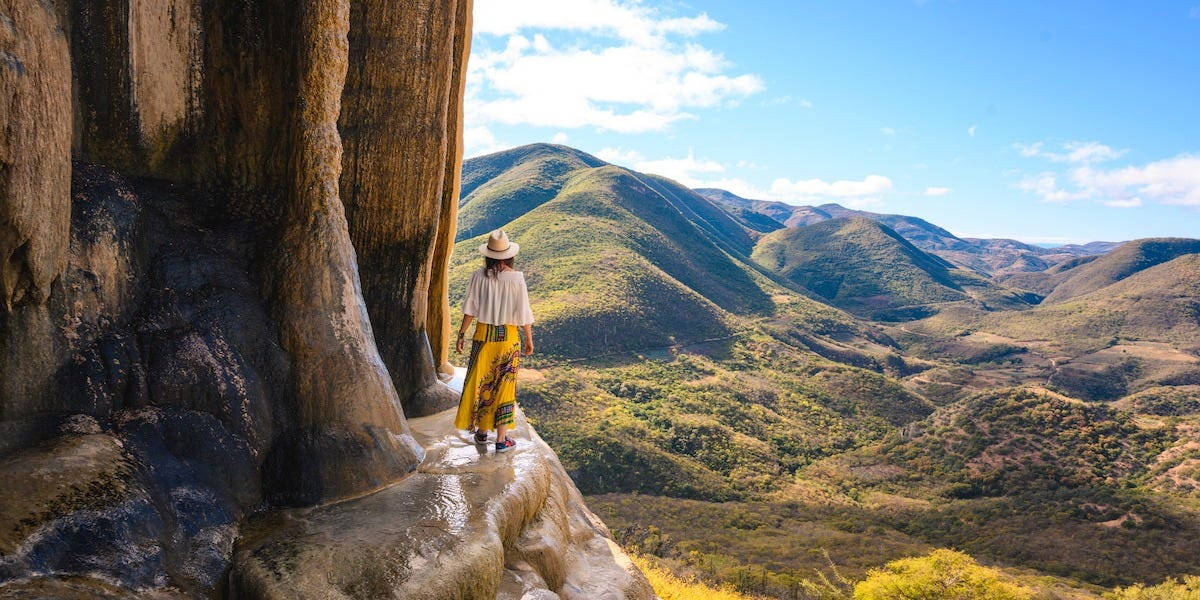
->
{"left": 694, "top": 187, "right": 1117, "bottom": 276}
{"left": 456, "top": 144, "right": 1198, "bottom": 333}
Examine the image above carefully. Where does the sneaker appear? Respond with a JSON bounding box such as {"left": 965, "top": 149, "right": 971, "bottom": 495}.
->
{"left": 496, "top": 438, "right": 516, "bottom": 453}
{"left": 473, "top": 431, "right": 489, "bottom": 445}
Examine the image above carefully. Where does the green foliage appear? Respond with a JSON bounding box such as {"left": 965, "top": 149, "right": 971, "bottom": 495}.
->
{"left": 853, "top": 549, "right": 1033, "bottom": 600}
{"left": 959, "top": 343, "right": 1027, "bottom": 365}
{"left": 1110, "top": 576, "right": 1200, "bottom": 599}
{"left": 885, "top": 388, "right": 1169, "bottom": 495}
{"left": 1121, "top": 386, "right": 1200, "bottom": 416}
{"left": 1049, "top": 358, "right": 1143, "bottom": 402}
{"left": 523, "top": 338, "right": 932, "bottom": 501}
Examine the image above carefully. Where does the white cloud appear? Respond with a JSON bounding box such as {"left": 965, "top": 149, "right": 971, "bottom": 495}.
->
{"left": 968, "top": 125, "right": 977, "bottom": 138}
{"left": 468, "top": 1, "right": 763, "bottom": 134}
{"left": 594, "top": 147, "right": 644, "bottom": 165}
{"left": 842, "top": 196, "right": 883, "bottom": 209}
{"left": 464, "top": 125, "right": 506, "bottom": 158}
{"left": 924, "top": 186, "right": 952, "bottom": 196}
{"left": 473, "top": 0, "right": 724, "bottom": 42}
{"left": 1016, "top": 172, "right": 1087, "bottom": 203}
{"left": 1014, "top": 140, "right": 1127, "bottom": 164}
{"left": 692, "top": 177, "right": 771, "bottom": 199}
{"left": 769, "top": 174, "right": 893, "bottom": 200}
{"left": 597, "top": 147, "right": 895, "bottom": 206}
{"left": 635, "top": 150, "right": 725, "bottom": 184}
{"left": 1104, "top": 198, "right": 1143, "bottom": 208}
{"left": 1072, "top": 155, "right": 1200, "bottom": 207}
{"left": 798, "top": 98, "right": 814, "bottom": 109}
{"left": 551, "top": 131, "right": 569, "bottom": 144}
{"left": 881, "top": 127, "right": 896, "bottom": 136}
{"left": 1015, "top": 154, "right": 1200, "bottom": 207}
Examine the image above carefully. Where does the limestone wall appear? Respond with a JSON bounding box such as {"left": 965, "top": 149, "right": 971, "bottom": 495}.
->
{"left": 0, "top": 1, "right": 652, "bottom": 596}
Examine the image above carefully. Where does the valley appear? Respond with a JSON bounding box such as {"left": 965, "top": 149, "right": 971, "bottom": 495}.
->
{"left": 452, "top": 143, "right": 1200, "bottom": 599}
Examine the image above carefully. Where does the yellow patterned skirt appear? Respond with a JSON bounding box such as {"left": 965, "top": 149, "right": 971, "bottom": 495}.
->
{"left": 454, "top": 323, "right": 520, "bottom": 432}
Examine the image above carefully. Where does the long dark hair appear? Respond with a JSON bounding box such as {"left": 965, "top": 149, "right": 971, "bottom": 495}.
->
{"left": 484, "top": 256, "right": 514, "bottom": 278}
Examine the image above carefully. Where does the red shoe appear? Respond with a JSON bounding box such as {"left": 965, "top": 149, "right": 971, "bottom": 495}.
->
{"left": 496, "top": 438, "right": 516, "bottom": 453}
{"left": 473, "top": 431, "right": 489, "bottom": 445}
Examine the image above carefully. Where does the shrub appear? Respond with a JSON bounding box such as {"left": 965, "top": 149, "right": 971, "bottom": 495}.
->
{"left": 1110, "top": 576, "right": 1200, "bottom": 599}
{"left": 630, "top": 554, "right": 756, "bottom": 600}
{"left": 853, "top": 549, "right": 1032, "bottom": 600}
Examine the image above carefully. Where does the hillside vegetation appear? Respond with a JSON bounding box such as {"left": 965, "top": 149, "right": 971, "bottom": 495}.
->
{"left": 454, "top": 144, "right": 1200, "bottom": 599}
{"left": 751, "top": 217, "right": 967, "bottom": 315}
{"left": 750, "top": 217, "right": 1032, "bottom": 319}
{"left": 971, "top": 252, "right": 1200, "bottom": 352}
{"left": 451, "top": 145, "right": 854, "bottom": 359}
{"left": 1042, "top": 238, "right": 1200, "bottom": 303}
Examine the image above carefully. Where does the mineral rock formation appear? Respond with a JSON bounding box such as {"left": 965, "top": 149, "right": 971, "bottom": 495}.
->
{"left": 233, "top": 406, "right": 656, "bottom": 600}
{"left": 0, "top": 0, "right": 652, "bottom": 596}
{"left": 0, "top": 0, "right": 71, "bottom": 310}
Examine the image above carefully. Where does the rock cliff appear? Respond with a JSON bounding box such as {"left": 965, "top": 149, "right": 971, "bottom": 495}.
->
{"left": 0, "top": 1, "right": 652, "bottom": 597}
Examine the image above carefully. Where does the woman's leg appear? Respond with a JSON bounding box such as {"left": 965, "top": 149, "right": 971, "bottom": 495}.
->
{"left": 496, "top": 424, "right": 508, "bottom": 443}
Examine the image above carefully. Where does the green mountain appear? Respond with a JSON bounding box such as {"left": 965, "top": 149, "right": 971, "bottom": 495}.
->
{"left": 1041, "top": 238, "right": 1200, "bottom": 303}
{"left": 450, "top": 144, "right": 857, "bottom": 359}
{"left": 995, "top": 254, "right": 1098, "bottom": 295}
{"left": 986, "top": 251, "right": 1200, "bottom": 348}
{"left": 750, "top": 217, "right": 1031, "bottom": 318}
{"left": 697, "top": 188, "right": 964, "bottom": 250}
{"left": 456, "top": 144, "right": 606, "bottom": 241}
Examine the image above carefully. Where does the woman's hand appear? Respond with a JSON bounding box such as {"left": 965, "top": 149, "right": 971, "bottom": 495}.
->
{"left": 456, "top": 333, "right": 465, "bottom": 354}
{"left": 521, "top": 325, "right": 534, "bottom": 356}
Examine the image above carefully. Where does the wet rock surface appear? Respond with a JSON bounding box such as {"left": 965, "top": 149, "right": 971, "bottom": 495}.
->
{"left": 0, "top": 165, "right": 281, "bottom": 596}
{"left": 232, "top": 403, "right": 656, "bottom": 600}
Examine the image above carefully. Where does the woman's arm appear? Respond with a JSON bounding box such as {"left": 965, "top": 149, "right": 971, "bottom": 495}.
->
{"left": 456, "top": 315, "right": 475, "bottom": 354}
{"left": 521, "top": 324, "right": 534, "bottom": 356}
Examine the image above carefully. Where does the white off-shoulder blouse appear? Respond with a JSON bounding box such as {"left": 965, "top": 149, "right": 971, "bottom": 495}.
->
{"left": 462, "top": 268, "right": 535, "bottom": 326}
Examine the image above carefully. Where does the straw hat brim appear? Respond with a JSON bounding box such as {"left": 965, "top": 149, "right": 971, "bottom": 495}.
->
{"left": 479, "top": 240, "right": 519, "bottom": 259}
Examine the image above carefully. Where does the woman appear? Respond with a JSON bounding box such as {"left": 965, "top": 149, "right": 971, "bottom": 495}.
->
{"left": 453, "top": 230, "right": 535, "bottom": 453}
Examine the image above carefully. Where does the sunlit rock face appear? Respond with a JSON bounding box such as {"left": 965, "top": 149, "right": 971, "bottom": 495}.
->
{"left": 0, "top": 0, "right": 459, "bottom": 592}
{"left": 0, "top": 0, "right": 651, "bottom": 597}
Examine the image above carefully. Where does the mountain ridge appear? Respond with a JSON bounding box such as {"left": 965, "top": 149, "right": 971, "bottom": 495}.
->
{"left": 695, "top": 186, "right": 1120, "bottom": 276}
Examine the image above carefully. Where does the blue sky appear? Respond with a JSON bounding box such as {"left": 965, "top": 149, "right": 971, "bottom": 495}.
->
{"left": 465, "top": 1, "right": 1200, "bottom": 244}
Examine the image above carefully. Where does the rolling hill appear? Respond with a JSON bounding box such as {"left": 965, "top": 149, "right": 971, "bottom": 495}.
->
{"left": 751, "top": 217, "right": 968, "bottom": 314}
{"left": 1041, "top": 238, "right": 1200, "bottom": 304}
{"left": 456, "top": 144, "right": 606, "bottom": 240}
{"left": 995, "top": 254, "right": 1099, "bottom": 295}
{"left": 986, "top": 251, "right": 1200, "bottom": 347}
{"left": 449, "top": 144, "right": 863, "bottom": 359}
{"left": 750, "top": 217, "right": 1033, "bottom": 319}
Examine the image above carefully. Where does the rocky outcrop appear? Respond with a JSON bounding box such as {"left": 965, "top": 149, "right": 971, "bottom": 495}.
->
{"left": 233, "top": 406, "right": 655, "bottom": 600}
{"left": 0, "top": 0, "right": 652, "bottom": 597}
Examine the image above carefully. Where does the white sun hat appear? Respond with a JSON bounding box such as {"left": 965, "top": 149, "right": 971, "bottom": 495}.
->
{"left": 479, "top": 229, "right": 520, "bottom": 259}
